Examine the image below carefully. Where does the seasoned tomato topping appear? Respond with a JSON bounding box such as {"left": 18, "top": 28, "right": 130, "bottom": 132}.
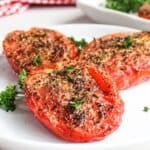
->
{"left": 79, "top": 32, "right": 150, "bottom": 89}
{"left": 3, "top": 28, "right": 77, "bottom": 73}
{"left": 24, "top": 64, "right": 124, "bottom": 142}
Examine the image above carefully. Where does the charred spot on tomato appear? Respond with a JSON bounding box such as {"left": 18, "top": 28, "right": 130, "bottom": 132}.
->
{"left": 92, "top": 94, "right": 99, "bottom": 99}
{"left": 56, "top": 70, "right": 74, "bottom": 83}
{"left": 96, "top": 102, "right": 114, "bottom": 118}
{"left": 98, "top": 111, "right": 106, "bottom": 119}
{"left": 32, "top": 40, "right": 49, "bottom": 48}
{"left": 65, "top": 104, "right": 76, "bottom": 114}
{"left": 66, "top": 76, "right": 75, "bottom": 83}
{"left": 49, "top": 44, "right": 65, "bottom": 63}
{"left": 72, "top": 111, "right": 85, "bottom": 127}
{"left": 19, "top": 33, "right": 28, "bottom": 41}
{"left": 73, "top": 78, "right": 85, "bottom": 92}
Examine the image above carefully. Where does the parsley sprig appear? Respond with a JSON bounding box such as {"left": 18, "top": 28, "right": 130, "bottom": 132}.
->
{"left": 69, "top": 37, "right": 87, "bottom": 52}
{"left": 0, "top": 85, "right": 17, "bottom": 112}
{"left": 143, "top": 106, "right": 150, "bottom": 112}
{"left": 18, "top": 69, "right": 27, "bottom": 89}
{"left": 64, "top": 66, "right": 74, "bottom": 74}
{"left": 68, "top": 99, "right": 85, "bottom": 110}
{"left": 32, "top": 55, "right": 42, "bottom": 66}
{"left": 122, "top": 37, "right": 133, "bottom": 48}
{"left": 106, "top": 0, "right": 150, "bottom": 13}
{"left": 0, "top": 70, "right": 27, "bottom": 112}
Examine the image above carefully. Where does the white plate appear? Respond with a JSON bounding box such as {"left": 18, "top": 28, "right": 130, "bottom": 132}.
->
{"left": 0, "top": 24, "right": 150, "bottom": 150}
{"left": 77, "top": 0, "right": 150, "bottom": 30}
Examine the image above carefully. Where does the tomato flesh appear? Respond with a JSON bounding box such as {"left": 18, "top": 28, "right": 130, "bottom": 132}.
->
{"left": 79, "top": 32, "right": 150, "bottom": 89}
{"left": 24, "top": 65, "right": 124, "bottom": 142}
{"left": 3, "top": 28, "right": 77, "bottom": 73}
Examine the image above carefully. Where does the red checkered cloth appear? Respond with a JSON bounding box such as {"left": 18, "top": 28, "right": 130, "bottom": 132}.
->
{"left": 0, "top": 0, "right": 76, "bottom": 16}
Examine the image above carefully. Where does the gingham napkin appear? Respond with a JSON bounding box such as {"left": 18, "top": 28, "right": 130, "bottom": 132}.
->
{"left": 0, "top": 0, "right": 76, "bottom": 16}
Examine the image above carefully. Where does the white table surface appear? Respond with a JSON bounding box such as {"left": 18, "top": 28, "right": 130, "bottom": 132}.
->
{"left": 0, "top": 6, "right": 95, "bottom": 53}
{"left": 0, "top": 6, "right": 95, "bottom": 39}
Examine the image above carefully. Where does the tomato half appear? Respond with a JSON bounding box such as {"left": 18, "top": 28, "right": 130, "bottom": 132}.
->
{"left": 79, "top": 31, "right": 150, "bottom": 89}
{"left": 3, "top": 27, "right": 77, "bottom": 73}
{"left": 24, "top": 64, "right": 124, "bottom": 142}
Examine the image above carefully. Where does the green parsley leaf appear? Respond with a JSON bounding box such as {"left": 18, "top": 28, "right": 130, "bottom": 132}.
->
{"left": 0, "top": 85, "right": 17, "bottom": 112}
{"left": 68, "top": 99, "right": 85, "bottom": 110}
{"left": 32, "top": 55, "right": 42, "bottom": 66}
{"left": 18, "top": 69, "right": 27, "bottom": 89}
{"left": 143, "top": 106, "right": 150, "bottom": 112}
{"left": 69, "top": 37, "right": 87, "bottom": 52}
{"left": 123, "top": 37, "right": 133, "bottom": 48}
{"left": 105, "top": 0, "right": 150, "bottom": 13}
{"left": 64, "top": 66, "right": 74, "bottom": 74}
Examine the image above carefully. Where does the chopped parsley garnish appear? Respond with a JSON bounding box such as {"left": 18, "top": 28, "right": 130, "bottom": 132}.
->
{"left": 69, "top": 36, "right": 87, "bottom": 52}
{"left": 0, "top": 85, "right": 17, "bottom": 112}
{"left": 64, "top": 66, "right": 74, "bottom": 74}
{"left": 32, "top": 55, "right": 42, "bottom": 66}
{"left": 122, "top": 37, "right": 133, "bottom": 48}
{"left": 68, "top": 99, "right": 85, "bottom": 110}
{"left": 1, "top": 70, "right": 27, "bottom": 111}
{"left": 18, "top": 69, "right": 27, "bottom": 89}
{"left": 105, "top": 0, "right": 150, "bottom": 13}
{"left": 143, "top": 106, "right": 150, "bottom": 112}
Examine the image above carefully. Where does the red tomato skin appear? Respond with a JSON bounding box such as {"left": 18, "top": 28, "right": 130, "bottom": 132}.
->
{"left": 25, "top": 96, "right": 124, "bottom": 142}
{"left": 24, "top": 67, "right": 124, "bottom": 142}
{"left": 4, "top": 53, "right": 21, "bottom": 73}
{"left": 111, "top": 66, "right": 150, "bottom": 89}
{"left": 3, "top": 28, "right": 78, "bottom": 73}
{"left": 79, "top": 32, "right": 150, "bottom": 90}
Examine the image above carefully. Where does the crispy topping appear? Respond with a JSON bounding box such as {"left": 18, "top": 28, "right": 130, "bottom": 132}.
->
{"left": 3, "top": 28, "right": 74, "bottom": 72}
{"left": 72, "top": 111, "right": 85, "bottom": 126}
{"left": 80, "top": 32, "right": 150, "bottom": 72}
{"left": 25, "top": 66, "right": 115, "bottom": 130}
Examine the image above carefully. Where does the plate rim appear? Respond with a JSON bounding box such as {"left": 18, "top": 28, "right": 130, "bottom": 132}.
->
{"left": 77, "top": 0, "right": 150, "bottom": 23}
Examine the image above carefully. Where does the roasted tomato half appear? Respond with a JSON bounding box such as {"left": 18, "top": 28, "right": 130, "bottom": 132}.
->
{"left": 24, "top": 64, "right": 124, "bottom": 142}
{"left": 79, "top": 32, "right": 150, "bottom": 89}
{"left": 3, "top": 27, "right": 77, "bottom": 73}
